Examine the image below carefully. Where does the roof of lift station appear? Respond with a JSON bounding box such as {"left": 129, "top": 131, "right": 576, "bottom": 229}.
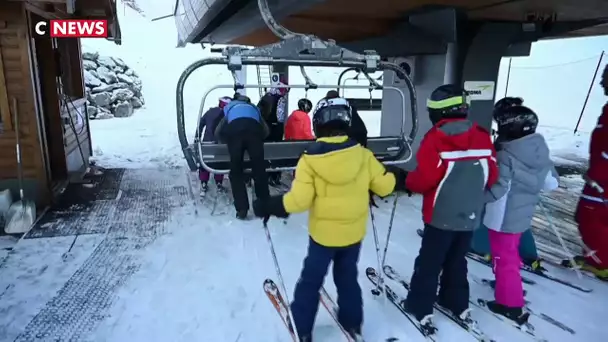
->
{"left": 174, "top": 0, "right": 608, "bottom": 48}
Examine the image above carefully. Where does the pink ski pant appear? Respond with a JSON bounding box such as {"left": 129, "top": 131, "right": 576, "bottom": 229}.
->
{"left": 199, "top": 169, "right": 224, "bottom": 183}
{"left": 488, "top": 229, "right": 525, "bottom": 308}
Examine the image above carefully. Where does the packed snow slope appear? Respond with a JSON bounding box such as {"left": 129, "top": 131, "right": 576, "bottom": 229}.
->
{"left": 1, "top": 172, "right": 606, "bottom": 341}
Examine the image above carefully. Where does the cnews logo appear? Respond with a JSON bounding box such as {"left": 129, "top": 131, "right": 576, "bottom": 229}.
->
{"left": 34, "top": 20, "right": 108, "bottom": 38}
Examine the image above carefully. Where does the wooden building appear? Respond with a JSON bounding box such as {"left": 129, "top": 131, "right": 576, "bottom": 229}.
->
{"left": 0, "top": 0, "right": 121, "bottom": 210}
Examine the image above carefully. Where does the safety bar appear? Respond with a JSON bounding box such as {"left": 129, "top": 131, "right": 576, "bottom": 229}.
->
{"left": 196, "top": 136, "right": 408, "bottom": 174}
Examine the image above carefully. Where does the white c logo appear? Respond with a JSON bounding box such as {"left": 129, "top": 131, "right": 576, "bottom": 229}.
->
{"left": 35, "top": 22, "right": 46, "bottom": 35}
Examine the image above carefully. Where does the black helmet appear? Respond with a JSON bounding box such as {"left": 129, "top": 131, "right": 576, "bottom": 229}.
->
{"left": 494, "top": 97, "right": 523, "bottom": 120}
{"left": 233, "top": 93, "right": 251, "bottom": 103}
{"left": 427, "top": 84, "right": 469, "bottom": 125}
{"left": 297, "top": 98, "right": 313, "bottom": 113}
{"left": 495, "top": 105, "right": 538, "bottom": 141}
{"left": 312, "top": 97, "right": 352, "bottom": 137}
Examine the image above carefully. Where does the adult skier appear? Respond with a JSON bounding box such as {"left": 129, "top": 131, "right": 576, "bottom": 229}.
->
{"left": 215, "top": 94, "right": 270, "bottom": 220}
{"left": 569, "top": 64, "right": 608, "bottom": 279}
{"left": 482, "top": 105, "right": 559, "bottom": 324}
{"left": 284, "top": 98, "right": 314, "bottom": 140}
{"left": 195, "top": 96, "right": 231, "bottom": 196}
{"left": 252, "top": 96, "right": 395, "bottom": 341}
{"left": 402, "top": 84, "right": 498, "bottom": 328}
{"left": 470, "top": 96, "right": 545, "bottom": 271}
{"left": 258, "top": 79, "right": 289, "bottom": 186}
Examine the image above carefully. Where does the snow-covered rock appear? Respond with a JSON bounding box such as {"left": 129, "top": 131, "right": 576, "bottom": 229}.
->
{"left": 82, "top": 51, "right": 145, "bottom": 120}
{"left": 114, "top": 101, "right": 134, "bottom": 117}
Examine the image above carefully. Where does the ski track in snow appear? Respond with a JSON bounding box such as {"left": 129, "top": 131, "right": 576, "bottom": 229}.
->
{"left": 1, "top": 1, "right": 606, "bottom": 341}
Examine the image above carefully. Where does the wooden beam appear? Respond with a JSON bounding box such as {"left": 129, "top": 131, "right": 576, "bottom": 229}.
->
{"left": 0, "top": 48, "right": 12, "bottom": 130}
{"left": 24, "top": 0, "right": 66, "bottom": 3}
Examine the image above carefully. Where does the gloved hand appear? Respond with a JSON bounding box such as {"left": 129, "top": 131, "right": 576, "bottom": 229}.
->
{"left": 253, "top": 195, "right": 290, "bottom": 219}
{"left": 369, "top": 191, "right": 379, "bottom": 208}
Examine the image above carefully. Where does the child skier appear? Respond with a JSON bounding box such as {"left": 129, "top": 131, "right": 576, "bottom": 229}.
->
{"left": 284, "top": 98, "right": 314, "bottom": 140}
{"left": 403, "top": 84, "right": 498, "bottom": 328}
{"left": 252, "top": 96, "right": 396, "bottom": 341}
{"left": 570, "top": 64, "right": 608, "bottom": 279}
{"left": 483, "top": 105, "right": 559, "bottom": 324}
{"left": 325, "top": 90, "right": 368, "bottom": 147}
{"left": 470, "top": 96, "right": 544, "bottom": 271}
{"left": 196, "top": 96, "right": 231, "bottom": 196}
{"left": 215, "top": 94, "right": 270, "bottom": 220}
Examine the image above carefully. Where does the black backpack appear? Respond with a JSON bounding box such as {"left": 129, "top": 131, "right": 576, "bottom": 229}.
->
{"left": 257, "top": 93, "right": 280, "bottom": 124}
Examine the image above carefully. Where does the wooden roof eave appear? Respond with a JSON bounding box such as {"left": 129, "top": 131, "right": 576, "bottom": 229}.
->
{"left": 23, "top": 0, "right": 122, "bottom": 44}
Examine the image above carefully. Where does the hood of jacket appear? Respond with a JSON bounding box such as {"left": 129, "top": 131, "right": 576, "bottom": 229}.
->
{"left": 302, "top": 136, "right": 363, "bottom": 185}
{"left": 500, "top": 133, "right": 552, "bottom": 192}
{"left": 434, "top": 119, "right": 487, "bottom": 150}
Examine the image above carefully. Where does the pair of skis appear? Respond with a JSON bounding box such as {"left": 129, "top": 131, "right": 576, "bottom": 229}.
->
{"left": 415, "top": 228, "right": 593, "bottom": 293}
{"left": 469, "top": 275, "right": 576, "bottom": 335}
{"left": 264, "top": 278, "right": 395, "bottom": 341}
{"left": 367, "top": 265, "right": 494, "bottom": 342}
{"left": 374, "top": 265, "right": 552, "bottom": 342}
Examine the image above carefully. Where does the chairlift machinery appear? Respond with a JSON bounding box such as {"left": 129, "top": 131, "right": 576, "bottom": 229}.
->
{"left": 175, "top": 0, "right": 419, "bottom": 175}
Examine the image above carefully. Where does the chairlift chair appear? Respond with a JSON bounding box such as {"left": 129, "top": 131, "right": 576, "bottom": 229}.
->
{"left": 175, "top": 0, "right": 419, "bottom": 176}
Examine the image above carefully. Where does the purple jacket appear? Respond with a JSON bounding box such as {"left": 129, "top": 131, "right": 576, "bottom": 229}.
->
{"left": 196, "top": 107, "right": 224, "bottom": 142}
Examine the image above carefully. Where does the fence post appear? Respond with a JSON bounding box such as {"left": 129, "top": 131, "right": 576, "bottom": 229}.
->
{"left": 574, "top": 51, "right": 604, "bottom": 134}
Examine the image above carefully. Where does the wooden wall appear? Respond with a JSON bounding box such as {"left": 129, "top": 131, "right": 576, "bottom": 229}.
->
{"left": 0, "top": 3, "right": 45, "bottom": 190}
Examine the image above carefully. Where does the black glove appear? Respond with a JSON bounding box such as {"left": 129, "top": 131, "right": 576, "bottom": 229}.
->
{"left": 253, "top": 195, "right": 289, "bottom": 219}
{"left": 369, "top": 191, "right": 379, "bottom": 208}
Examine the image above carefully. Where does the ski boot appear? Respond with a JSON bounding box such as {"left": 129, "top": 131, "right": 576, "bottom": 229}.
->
{"left": 346, "top": 326, "right": 364, "bottom": 341}
{"left": 199, "top": 182, "right": 209, "bottom": 197}
{"left": 562, "top": 255, "right": 608, "bottom": 280}
{"left": 400, "top": 300, "right": 437, "bottom": 335}
{"left": 216, "top": 183, "right": 226, "bottom": 194}
{"left": 236, "top": 210, "right": 248, "bottom": 220}
{"left": 486, "top": 301, "right": 530, "bottom": 325}
{"left": 523, "top": 258, "right": 546, "bottom": 273}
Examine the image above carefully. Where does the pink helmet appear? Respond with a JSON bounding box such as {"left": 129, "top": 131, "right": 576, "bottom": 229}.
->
{"left": 218, "top": 96, "right": 231, "bottom": 109}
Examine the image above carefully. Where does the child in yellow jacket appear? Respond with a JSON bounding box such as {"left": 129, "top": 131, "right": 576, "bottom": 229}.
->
{"left": 253, "top": 97, "right": 395, "bottom": 341}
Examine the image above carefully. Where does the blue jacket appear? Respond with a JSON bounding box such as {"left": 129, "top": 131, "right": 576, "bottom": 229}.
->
{"left": 224, "top": 101, "right": 261, "bottom": 123}
{"left": 214, "top": 100, "right": 270, "bottom": 143}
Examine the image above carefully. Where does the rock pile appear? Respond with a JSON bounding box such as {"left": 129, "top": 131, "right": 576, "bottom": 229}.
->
{"left": 82, "top": 51, "right": 145, "bottom": 120}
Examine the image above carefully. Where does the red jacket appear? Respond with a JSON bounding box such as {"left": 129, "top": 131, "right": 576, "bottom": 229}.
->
{"left": 406, "top": 119, "right": 499, "bottom": 230}
{"left": 582, "top": 103, "right": 608, "bottom": 201}
{"left": 285, "top": 110, "right": 314, "bottom": 140}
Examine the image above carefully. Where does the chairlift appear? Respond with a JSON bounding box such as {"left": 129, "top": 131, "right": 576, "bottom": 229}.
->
{"left": 337, "top": 67, "right": 384, "bottom": 111}
{"left": 175, "top": 0, "right": 419, "bottom": 175}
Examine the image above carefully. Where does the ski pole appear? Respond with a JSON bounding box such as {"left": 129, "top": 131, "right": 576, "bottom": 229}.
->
{"left": 381, "top": 194, "right": 400, "bottom": 268}
{"left": 262, "top": 217, "right": 300, "bottom": 341}
{"left": 538, "top": 200, "right": 583, "bottom": 280}
{"left": 369, "top": 203, "right": 383, "bottom": 296}
{"left": 539, "top": 198, "right": 601, "bottom": 266}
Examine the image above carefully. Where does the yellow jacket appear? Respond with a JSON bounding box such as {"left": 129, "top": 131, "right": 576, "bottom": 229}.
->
{"left": 283, "top": 136, "right": 396, "bottom": 247}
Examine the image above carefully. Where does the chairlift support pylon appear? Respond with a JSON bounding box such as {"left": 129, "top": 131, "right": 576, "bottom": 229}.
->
{"left": 175, "top": 0, "right": 419, "bottom": 174}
